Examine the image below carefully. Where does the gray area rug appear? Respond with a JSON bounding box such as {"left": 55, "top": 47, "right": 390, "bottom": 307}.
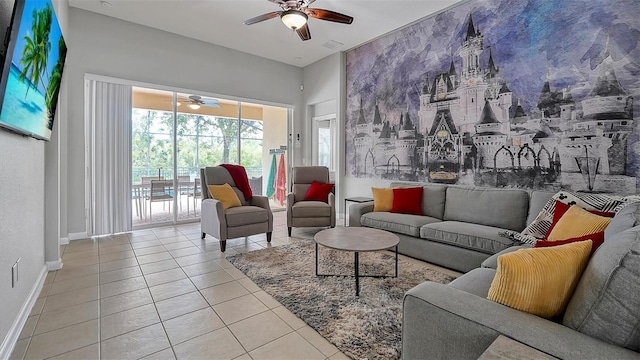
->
{"left": 227, "top": 239, "right": 455, "bottom": 359}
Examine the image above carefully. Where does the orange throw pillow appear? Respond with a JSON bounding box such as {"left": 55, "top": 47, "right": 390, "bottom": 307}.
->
{"left": 545, "top": 201, "right": 614, "bottom": 238}
{"left": 372, "top": 187, "right": 394, "bottom": 212}
{"left": 546, "top": 206, "right": 612, "bottom": 241}
{"left": 488, "top": 240, "right": 592, "bottom": 319}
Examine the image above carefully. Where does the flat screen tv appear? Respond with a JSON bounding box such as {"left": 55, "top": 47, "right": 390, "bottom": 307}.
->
{"left": 0, "top": 0, "right": 66, "bottom": 141}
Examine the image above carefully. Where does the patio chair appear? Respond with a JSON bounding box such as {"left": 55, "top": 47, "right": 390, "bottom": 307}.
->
{"left": 149, "top": 179, "right": 173, "bottom": 220}
{"left": 200, "top": 166, "right": 273, "bottom": 252}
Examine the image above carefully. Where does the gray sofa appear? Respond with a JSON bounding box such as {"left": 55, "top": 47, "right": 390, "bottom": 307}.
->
{"left": 348, "top": 182, "right": 554, "bottom": 272}
{"left": 402, "top": 202, "right": 640, "bottom": 359}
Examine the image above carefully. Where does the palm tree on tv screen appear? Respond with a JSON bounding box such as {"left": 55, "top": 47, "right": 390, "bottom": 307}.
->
{"left": 19, "top": 3, "right": 53, "bottom": 97}
{"left": 45, "top": 36, "right": 66, "bottom": 128}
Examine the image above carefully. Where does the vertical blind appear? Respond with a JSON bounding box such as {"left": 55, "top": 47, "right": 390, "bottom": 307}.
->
{"left": 86, "top": 79, "right": 132, "bottom": 235}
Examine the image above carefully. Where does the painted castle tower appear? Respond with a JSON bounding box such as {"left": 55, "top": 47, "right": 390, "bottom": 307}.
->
{"left": 349, "top": 12, "right": 636, "bottom": 193}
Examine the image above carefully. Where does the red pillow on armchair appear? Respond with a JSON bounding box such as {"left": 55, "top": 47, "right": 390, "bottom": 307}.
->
{"left": 303, "top": 181, "right": 334, "bottom": 202}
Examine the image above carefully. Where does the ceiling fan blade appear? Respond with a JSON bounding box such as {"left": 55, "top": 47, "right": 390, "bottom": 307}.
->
{"left": 244, "top": 11, "right": 281, "bottom": 25}
{"left": 296, "top": 23, "right": 311, "bottom": 41}
{"left": 268, "top": 0, "right": 285, "bottom": 4}
{"left": 201, "top": 99, "right": 219, "bottom": 106}
{"left": 306, "top": 8, "right": 353, "bottom": 24}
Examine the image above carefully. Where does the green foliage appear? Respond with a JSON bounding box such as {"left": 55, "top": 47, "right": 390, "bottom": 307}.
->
{"left": 132, "top": 109, "right": 264, "bottom": 182}
{"left": 45, "top": 36, "right": 66, "bottom": 129}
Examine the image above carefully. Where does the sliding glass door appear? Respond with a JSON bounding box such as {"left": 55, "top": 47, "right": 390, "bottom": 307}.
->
{"left": 131, "top": 87, "right": 289, "bottom": 227}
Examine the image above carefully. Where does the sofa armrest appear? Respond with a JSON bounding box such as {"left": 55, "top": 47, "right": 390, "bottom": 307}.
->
{"left": 348, "top": 201, "right": 374, "bottom": 227}
{"left": 201, "top": 199, "right": 227, "bottom": 241}
{"left": 481, "top": 244, "right": 532, "bottom": 269}
{"left": 402, "top": 282, "right": 639, "bottom": 360}
{"left": 250, "top": 195, "right": 273, "bottom": 232}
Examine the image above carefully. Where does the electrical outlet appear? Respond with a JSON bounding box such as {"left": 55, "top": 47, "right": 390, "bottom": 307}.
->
{"left": 11, "top": 258, "right": 20, "bottom": 288}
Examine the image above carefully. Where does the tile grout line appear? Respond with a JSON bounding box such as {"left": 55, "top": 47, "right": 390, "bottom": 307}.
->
{"left": 135, "top": 232, "right": 179, "bottom": 360}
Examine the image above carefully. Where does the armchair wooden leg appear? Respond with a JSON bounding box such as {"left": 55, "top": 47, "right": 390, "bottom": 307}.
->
{"left": 288, "top": 227, "right": 292, "bottom": 237}
{"left": 267, "top": 232, "right": 272, "bottom": 242}
{"left": 219, "top": 240, "right": 226, "bottom": 252}
{"left": 201, "top": 232, "right": 205, "bottom": 239}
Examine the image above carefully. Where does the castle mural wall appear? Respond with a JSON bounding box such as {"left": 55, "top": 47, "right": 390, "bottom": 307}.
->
{"left": 346, "top": 0, "right": 640, "bottom": 194}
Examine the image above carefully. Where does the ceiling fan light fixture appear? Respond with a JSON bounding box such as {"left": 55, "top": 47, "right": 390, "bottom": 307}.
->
{"left": 188, "top": 103, "right": 201, "bottom": 110}
{"left": 281, "top": 10, "right": 307, "bottom": 30}
{"left": 175, "top": 101, "right": 181, "bottom": 107}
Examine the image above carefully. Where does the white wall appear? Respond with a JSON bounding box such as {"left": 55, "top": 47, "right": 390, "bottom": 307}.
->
{"left": 0, "top": 0, "right": 69, "bottom": 353}
{"left": 302, "top": 53, "right": 346, "bottom": 214}
{"left": 0, "top": 133, "right": 47, "bottom": 354}
{"left": 64, "top": 9, "right": 304, "bottom": 235}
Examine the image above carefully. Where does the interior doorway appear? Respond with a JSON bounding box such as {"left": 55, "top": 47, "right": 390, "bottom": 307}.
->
{"left": 312, "top": 114, "right": 337, "bottom": 182}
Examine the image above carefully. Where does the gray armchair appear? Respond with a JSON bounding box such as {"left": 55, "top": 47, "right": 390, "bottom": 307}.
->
{"left": 287, "top": 166, "right": 335, "bottom": 236}
{"left": 200, "top": 166, "right": 273, "bottom": 252}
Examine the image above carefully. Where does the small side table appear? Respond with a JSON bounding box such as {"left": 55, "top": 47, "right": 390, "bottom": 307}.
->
{"left": 344, "top": 197, "right": 374, "bottom": 226}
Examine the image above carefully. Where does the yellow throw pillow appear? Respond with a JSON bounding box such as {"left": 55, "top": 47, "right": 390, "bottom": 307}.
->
{"left": 207, "top": 184, "right": 242, "bottom": 210}
{"left": 372, "top": 187, "right": 394, "bottom": 212}
{"left": 487, "top": 240, "right": 592, "bottom": 319}
{"left": 547, "top": 205, "right": 612, "bottom": 241}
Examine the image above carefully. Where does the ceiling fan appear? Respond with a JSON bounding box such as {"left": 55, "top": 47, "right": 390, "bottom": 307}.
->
{"left": 244, "top": 0, "right": 354, "bottom": 41}
{"left": 177, "top": 95, "right": 221, "bottom": 110}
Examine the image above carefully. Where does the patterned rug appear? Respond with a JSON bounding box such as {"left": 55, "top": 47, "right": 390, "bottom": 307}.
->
{"left": 227, "top": 239, "right": 456, "bottom": 359}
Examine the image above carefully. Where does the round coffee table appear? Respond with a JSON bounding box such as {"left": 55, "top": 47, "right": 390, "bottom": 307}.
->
{"left": 314, "top": 227, "right": 400, "bottom": 296}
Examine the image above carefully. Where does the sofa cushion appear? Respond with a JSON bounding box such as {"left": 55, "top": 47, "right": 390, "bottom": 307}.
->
{"left": 448, "top": 268, "right": 496, "bottom": 298}
{"left": 518, "top": 191, "right": 628, "bottom": 243}
{"left": 291, "top": 201, "right": 331, "bottom": 218}
{"left": 443, "top": 187, "right": 529, "bottom": 231}
{"left": 488, "top": 240, "right": 592, "bottom": 319}
{"left": 420, "top": 221, "right": 517, "bottom": 254}
{"left": 390, "top": 182, "right": 447, "bottom": 220}
{"left": 563, "top": 226, "right": 640, "bottom": 352}
{"left": 605, "top": 201, "right": 640, "bottom": 239}
{"left": 225, "top": 205, "right": 269, "bottom": 227}
{"left": 527, "top": 190, "right": 556, "bottom": 226}
{"left": 361, "top": 212, "right": 440, "bottom": 238}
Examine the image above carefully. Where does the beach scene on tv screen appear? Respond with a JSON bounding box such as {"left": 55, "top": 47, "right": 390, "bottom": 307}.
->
{"left": 0, "top": 0, "right": 66, "bottom": 140}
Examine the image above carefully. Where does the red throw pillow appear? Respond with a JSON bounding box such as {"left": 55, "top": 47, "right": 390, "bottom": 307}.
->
{"left": 535, "top": 231, "right": 605, "bottom": 257}
{"left": 303, "top": 181, "right": 334, "bottom": 202}
{"left": 390, "top": 187, "right": 423, "bottom": 215}
{"left": 545, "top": 201, "right": 615, "bottom": 238}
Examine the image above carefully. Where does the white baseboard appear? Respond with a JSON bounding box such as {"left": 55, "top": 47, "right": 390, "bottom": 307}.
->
{"left": 60, "top": 237, "right": 69, "bottom": 245}
{"left": 68, "top": 232, "right": 88, "bottom": 241}
{"left": 46, "top": 259, "right": 63, "bottom": 271}
{"left": 0, "top": 265, "right": 47, "bottom": 360}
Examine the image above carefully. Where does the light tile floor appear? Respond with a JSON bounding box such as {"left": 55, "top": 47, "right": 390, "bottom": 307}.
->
{"left": 11, "top": 211, "right": 459, "bottom": 360}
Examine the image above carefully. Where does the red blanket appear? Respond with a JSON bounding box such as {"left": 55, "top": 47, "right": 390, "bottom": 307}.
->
{"left": 220, "top": 164, "right": 253, "bottom": 201}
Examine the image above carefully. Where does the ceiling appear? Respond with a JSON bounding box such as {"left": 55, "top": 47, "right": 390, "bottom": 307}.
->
{"left": 68, "top": 0, "right": 461, "bottom": 67}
